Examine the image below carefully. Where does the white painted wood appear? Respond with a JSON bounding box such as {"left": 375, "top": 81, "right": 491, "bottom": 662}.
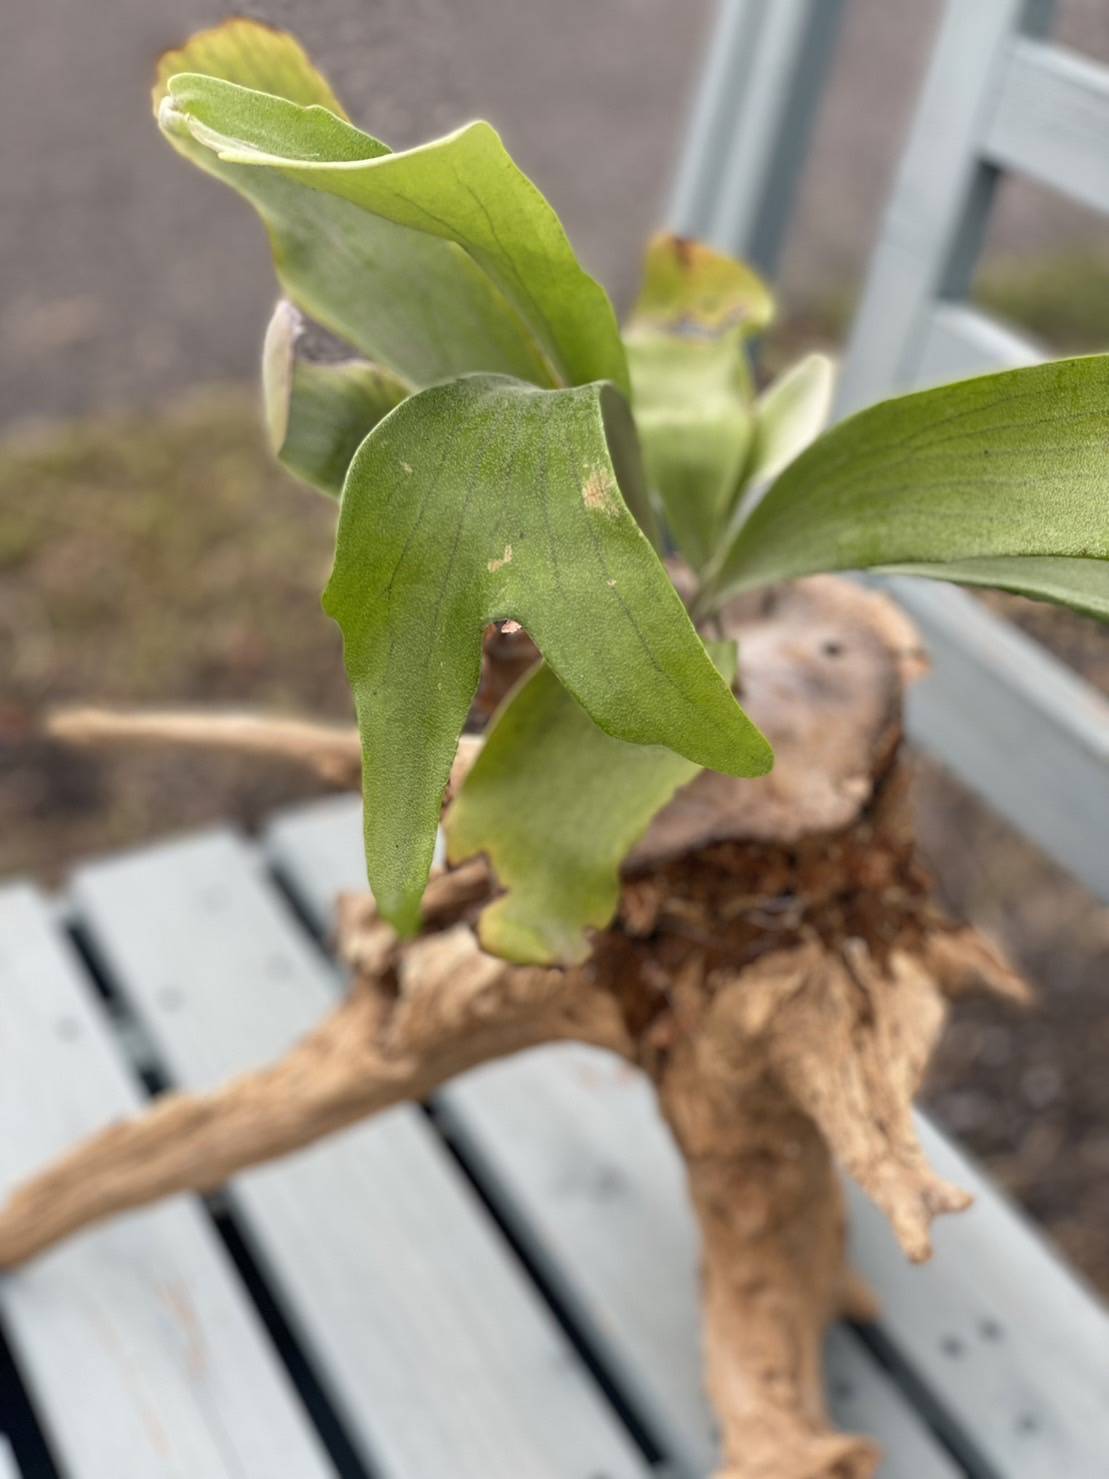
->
{"left": 441, "top": 1046, "right": 964, "bottom": 1479}
{"left": 985, "top": 37, "right": 1109, "bottom": 215}
{"left": 911, "top": 301, "right": 1040, "bottom": 390}
{"left": 449, "top": 1047, "right": 714, "bottom": 1475}
{"left": 0, "top": 1439, "right": 20, "bottom": 1479}
{"left": 266, "top": 799, "right": 962, "bottom": 1476}
{"left": 890, "top": 577, "right": 1109, "bottom": 903}
{"left": 70, "top": 833, "right": 649, "bottom": 1479}
{"left": 677, "top": 0, "right": 1109, "bottom": 901}
{"left": 847, "top": 1115, "right": 1109, "bottom": 1477}
{"left": 782, "top": 0, "right": 1109, "bottom": 901}
{"left": 267, "top": 793, "right": 368, "bottom": 933}
{"left": 836, "top": 0, "right": 1055, "bottom": 417}
{"left": 669, "top": 0, "right": 845, "bottom": 274}
{"left": 669, "top": 0, "right": 762, "bottom": 243}
{"left": 0, "top": 884, "right": 335, "bottom": 1479}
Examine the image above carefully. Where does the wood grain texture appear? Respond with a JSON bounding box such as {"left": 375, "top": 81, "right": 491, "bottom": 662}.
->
{"left": 70, "top": 832, "right": 649, "bottom": 1479}
{"left": 439, "top": 1045, "right": 962, "bottom": 1479}
{"left": 0, "top": 884, "right": 335, "bottom": 1479}
{"left": 267, "top": 796, "right": 962, "bottom": 1478}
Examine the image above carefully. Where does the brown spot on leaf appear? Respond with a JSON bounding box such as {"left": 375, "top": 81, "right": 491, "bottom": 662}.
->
{"left": 582, "top": 468, "right": 619, "bottom": 518}
{"left": 672, "top": 235, "right": 694, "bottom": 268}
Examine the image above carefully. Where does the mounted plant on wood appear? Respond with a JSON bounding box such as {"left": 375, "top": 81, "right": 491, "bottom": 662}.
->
{"left": 4, "top": 21, "right": 1107, "bottom": 1477}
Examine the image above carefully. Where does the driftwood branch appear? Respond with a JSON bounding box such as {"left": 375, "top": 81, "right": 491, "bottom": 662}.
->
{"left": 650, "top": 919, "right": 1019, "bottom": 1479}
{"left": 0, "top": 909, "right": 629, "bottom": 1268}
{"left": 44, "top": 707, "right": 485, "bottom": 799}
{"left": 12, "top": 578, "right": 1028, "bottom": 1478}
{"left": 46, "top": 707, "right": 364, "bottom": 786}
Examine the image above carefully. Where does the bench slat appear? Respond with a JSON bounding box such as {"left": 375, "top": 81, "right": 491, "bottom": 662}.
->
{"left": 441, "top": 1046, "right": 964, "bottom": 1479}
{"left": 71, "top": 833, "right": 649, "bottom": 1479}
{"left": 985, "top": 37, "right": 1109, "bottom": 215}
{"left": 0, "top": 1438, "right": 21, "bottom": 1479}
{"left": 911, "top": 301, "right": 1040, "bottom": 389}
{"left": 890, "top": 577, "right": 1109, "bottom": 904}
{"left": 668, "top": 0, "right": 846, "bottom": 276}
{"left": 266, "top": 797, "right": 963, "bottom": 1476}
{"left": 847, "top": 1117, "right": 1109, "bottom": 1478}
{"left": 0, "top": 885, "right": 334, "bottom": 1479}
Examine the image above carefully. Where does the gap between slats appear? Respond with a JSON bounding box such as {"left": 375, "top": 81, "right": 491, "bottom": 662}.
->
{"left": 58, "top": 913, "right": 380, "bottom": 1479}
{"left": 0, "top": 1317, "right": 62, "bottom": 1479}
{"left": 264, "top": 855, "right": 678, "bottom": 1475}
{"left": 67, "top": 834, "right": 655, "bottom": 1479}
{"left": 263, "top": 814, "right": 978, "bottom": 1477}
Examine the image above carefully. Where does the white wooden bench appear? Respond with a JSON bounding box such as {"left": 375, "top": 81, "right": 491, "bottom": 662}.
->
{"left": 5, "top": 6, "right": 1109, "bottom": 1475}
{"left": 3, "top": 799, "right": 1108, "bottom": 1477}
{"left": 672, "top": 0, "right": 1109, "bottom": 905}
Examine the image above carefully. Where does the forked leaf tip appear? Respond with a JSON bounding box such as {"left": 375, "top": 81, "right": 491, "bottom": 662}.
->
{"left": 631, "top": 231, "right": 775, "bottom": 337}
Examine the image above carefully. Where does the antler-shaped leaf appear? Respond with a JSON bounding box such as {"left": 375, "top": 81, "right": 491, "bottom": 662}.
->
{"left": 155, "top": 23, "right": 548, "bottom": 389}
{"left": 156, "top": 23, "right": 628, "bottom": 395}
{"left": 707, "top": 355, "right": 1109, "bottom": 618}
{"left": 446, "top": 646, "right": 736, "bottom": 965}
{"left": 324, "top": 375, "right": 771, "bottom": 933}
{"left": 624, "top": 234, "right": 773, "bottom": 570}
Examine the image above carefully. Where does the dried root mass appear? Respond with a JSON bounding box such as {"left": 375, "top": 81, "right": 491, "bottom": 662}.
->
{"left": 4, "top": 578, "right": 1025, "bottom": 1479}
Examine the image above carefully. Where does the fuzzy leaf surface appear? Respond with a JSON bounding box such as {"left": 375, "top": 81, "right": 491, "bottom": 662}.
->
{"left": 709, "top": 355, "right": 1109, "bottom": 618}
{"left": 446, "top": 645, "right": 737, "bottom": 965}
{"left": 262, "top": 302, "right": 410, "bottom": 497}
{"left": 625, "top": 234, "right": 773, "bottom": 569}
{"left": 742, "top": 352, "right": 835, "bottom": 491}
{"left": 155, "top": 22, "right": 555, "bottom": 387}
{"left": 158, "top": 36, "right": 628, "bottom": 394}
{"left": 324, "top": 374, "right": 771, "bottom": 933}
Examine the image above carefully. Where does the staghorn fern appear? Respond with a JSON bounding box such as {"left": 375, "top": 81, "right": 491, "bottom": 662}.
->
{"left": 155, "top": 20, "right": 1108, "bottom": 961}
